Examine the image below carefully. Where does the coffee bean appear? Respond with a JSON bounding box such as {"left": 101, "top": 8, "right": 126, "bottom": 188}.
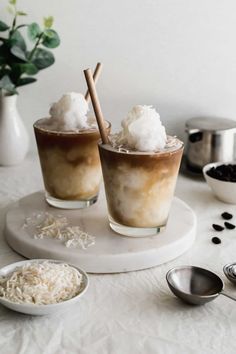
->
{"left": 211, "top": 237, "right": 221, "bottom": 244}
{"left": 212, "top": 224, "right": 224, "bottom": 231}
{"left": 221, "top": 212, "right": 233, "bottom": 220}
{"left": 224, "top": 222, "right": 236, "bottom": 230}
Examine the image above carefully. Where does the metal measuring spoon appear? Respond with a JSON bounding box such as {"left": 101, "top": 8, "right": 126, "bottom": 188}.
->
{"left": 166, "top": 265, "right": 236, "bottom": 305}
{"left": 223, "top": 263, "right": 236, "bottom": 284}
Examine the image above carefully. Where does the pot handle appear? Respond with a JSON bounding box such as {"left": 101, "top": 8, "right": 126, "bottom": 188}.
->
{"left": 186, "top": 129, "right": 203, "bottom": 143}
{"left": 185, "top": 128, "right": 201, "bottom": 134}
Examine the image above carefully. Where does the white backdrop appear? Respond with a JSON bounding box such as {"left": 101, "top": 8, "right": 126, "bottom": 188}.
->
{"left": 1, "top": 0, "right": 236, "bottom": 149}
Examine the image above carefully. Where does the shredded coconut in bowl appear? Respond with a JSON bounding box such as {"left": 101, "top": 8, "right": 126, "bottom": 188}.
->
{"left": 0, "top": 261, "right": 84, "bottom": 305}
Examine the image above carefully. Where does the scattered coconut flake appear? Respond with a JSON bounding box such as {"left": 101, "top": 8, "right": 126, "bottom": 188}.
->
{"left": 23, "top": 212, "right": 95, "bottom": 249}
{"left": 0, "top": 261, "right": 83, "bottom": 305}
{"left": 118, "top": 146, "right": 130, "bottom": 153}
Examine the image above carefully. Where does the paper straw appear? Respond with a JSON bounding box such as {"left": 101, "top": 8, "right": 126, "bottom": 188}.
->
{"left": 85, "top": 62, "right": 102, "bottom": 102}
{"left": 84, "top": 68, "right": 109, "bottom": 145}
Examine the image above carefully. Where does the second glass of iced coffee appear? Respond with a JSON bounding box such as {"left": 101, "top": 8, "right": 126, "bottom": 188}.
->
{"left": 99, "top": 105, "right": 183, "bottom": 237}
{"left": 84, "top": 69, "right": 183, "bottom": 237}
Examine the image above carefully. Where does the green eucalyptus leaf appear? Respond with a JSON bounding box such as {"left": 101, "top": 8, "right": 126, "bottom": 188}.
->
{"left": 17, "top": 77, "right": 37, "bottom": 87}
{"left": 27, "top": 22, "right": 41, "bottom": 41}
{"left": 10, "top": 45, "right": 27, "bottom": 61}
{"left": 17, "top": 11, "right": 27, "bottom": 16}
{"left": 10, "top": 30, "right": 26, "bottom": 51}
{"left": 0, "top": 69, "right": 10, "bottom": 79}
{"left": 43, "top": 16, "right": 53, "bottom": 29}
{"left": 0, "top": 68, "right": 11, "bottom": 79}
{"left": 9, "top": 0, "right": 17, "bottom": 5}
{"left": 0, "top": 21, "right": 10, "bottom": 32}
{"left": 0, "top": 43, "right": 8, "bottom": 58}
{"left": 42, "top": 30, "right": 60, "bottom": 48}
{"left": 0, "top": 74, "right": 16, "bottom": 93}
{"left": 31, "top": 48, "right": 55, "bottom": 69}
{"left": 12, "top": 63, "right": 38, "bottom": 75}
{"left": 21, "top": 63, "right": 38, "bottom": 75}
{"left": 0, "top": 42, "right": 15, "bottom": 66}
{"left": 0, "top": 53, "right": 5, "bottom": 64}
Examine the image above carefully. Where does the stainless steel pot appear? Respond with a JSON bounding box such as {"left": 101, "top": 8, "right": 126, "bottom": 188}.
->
{"left": 185, "top": 117, "right": 236, "bottom": 173}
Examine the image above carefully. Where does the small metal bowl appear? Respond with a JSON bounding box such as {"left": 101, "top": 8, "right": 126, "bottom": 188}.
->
{"left": 223, "top": 263, "right": 236, "bottom": 284}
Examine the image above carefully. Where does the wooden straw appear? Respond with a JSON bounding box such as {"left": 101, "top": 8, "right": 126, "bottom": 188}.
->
{"left": 85, "top": 62, "right": 102, "bottom": 102}
{"left": 84, "top": 68, "right": 109, "bottom": 145}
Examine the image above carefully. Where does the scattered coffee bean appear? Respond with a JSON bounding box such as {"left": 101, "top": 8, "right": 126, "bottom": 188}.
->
{"left": 211, "top": 237, "right": 221, "bottom": 244}
{"left": 212, "top": 224, "right": 224, "bottom": 231}
{"left": 221, "top": 212, "right": 233, "bottom": 220}
{"left": 224, "top": 222, "right": 236, "bottom": 230}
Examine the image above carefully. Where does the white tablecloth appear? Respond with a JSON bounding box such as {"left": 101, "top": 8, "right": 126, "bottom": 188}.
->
{"left": 0, "top": 154, "right": 236, "bottom": 354}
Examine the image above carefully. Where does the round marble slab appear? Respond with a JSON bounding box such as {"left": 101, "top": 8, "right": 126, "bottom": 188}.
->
{"left": 5, "top": 191, "right": 196, "bottom": 273}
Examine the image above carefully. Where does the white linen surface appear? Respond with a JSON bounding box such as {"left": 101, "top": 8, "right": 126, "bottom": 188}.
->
{"left": 0, "top": 154, "right": 236, "bottom": 354}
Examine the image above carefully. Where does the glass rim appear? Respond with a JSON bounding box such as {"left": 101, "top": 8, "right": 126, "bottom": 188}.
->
{"left": 98, "top": 139, "right": 184, "bottom": 156}
{"left": 33, "top": 118, "right": 111, "bottom": 136}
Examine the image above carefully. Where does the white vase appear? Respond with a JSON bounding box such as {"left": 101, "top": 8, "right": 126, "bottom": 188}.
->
{"left": 0, "top": 94, "right": 29, "bottom": 166}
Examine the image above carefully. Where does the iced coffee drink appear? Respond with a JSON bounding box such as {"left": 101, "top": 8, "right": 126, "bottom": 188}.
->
{"left": 34, "top": 92, "right": 110, "bottom": 209}
{"left": 98, "top": 105, "right": 183, "bottom": 236}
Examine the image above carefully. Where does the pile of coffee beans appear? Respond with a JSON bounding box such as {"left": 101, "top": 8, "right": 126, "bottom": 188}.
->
{"left": 207, "top": 164, "right": 236, "bottom": 182}
{"left": 211, "top": 212, "right": 235, "bottom": 244}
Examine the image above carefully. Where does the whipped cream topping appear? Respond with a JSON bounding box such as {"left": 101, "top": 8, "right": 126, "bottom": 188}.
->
{"left": 116, "top": 105, "right": 167, "bottom": 152}
{"left": 45, "top": 92, "right": 90, "bottom": 131}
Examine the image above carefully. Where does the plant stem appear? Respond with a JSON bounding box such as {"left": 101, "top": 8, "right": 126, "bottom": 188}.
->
{"left": 9, "top": 3, "right": 18, "bottom": 35}
{"left": 28, "top": 32, "right": 44, "bottom": 61}
{"left": 10, "top": 15, "right": 17, "bottom": 35}
{"left": 15, "top": 24, "right": 27, "bottom": 30}
{"left": 12, "top": 16, "right": 16, "bottom": 30}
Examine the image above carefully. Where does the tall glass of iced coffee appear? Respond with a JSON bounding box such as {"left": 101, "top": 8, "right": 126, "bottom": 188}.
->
{"left": 34, "top": 92, "right": 110, "bottom": 209}
{"left": 98, "top": 105, "right": 183, "bottom": 237}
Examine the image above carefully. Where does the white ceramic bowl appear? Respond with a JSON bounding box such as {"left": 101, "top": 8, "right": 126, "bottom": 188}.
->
{"left": 0, "top": 259, "right": 89, "bottom": 316}
{"left": 203, "top": 161, "right": 236, "bottom": 204}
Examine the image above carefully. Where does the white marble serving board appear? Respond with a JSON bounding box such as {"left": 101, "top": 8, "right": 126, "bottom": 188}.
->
{"left": 4, "top": 191, "right": 196, "bottom": 273}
